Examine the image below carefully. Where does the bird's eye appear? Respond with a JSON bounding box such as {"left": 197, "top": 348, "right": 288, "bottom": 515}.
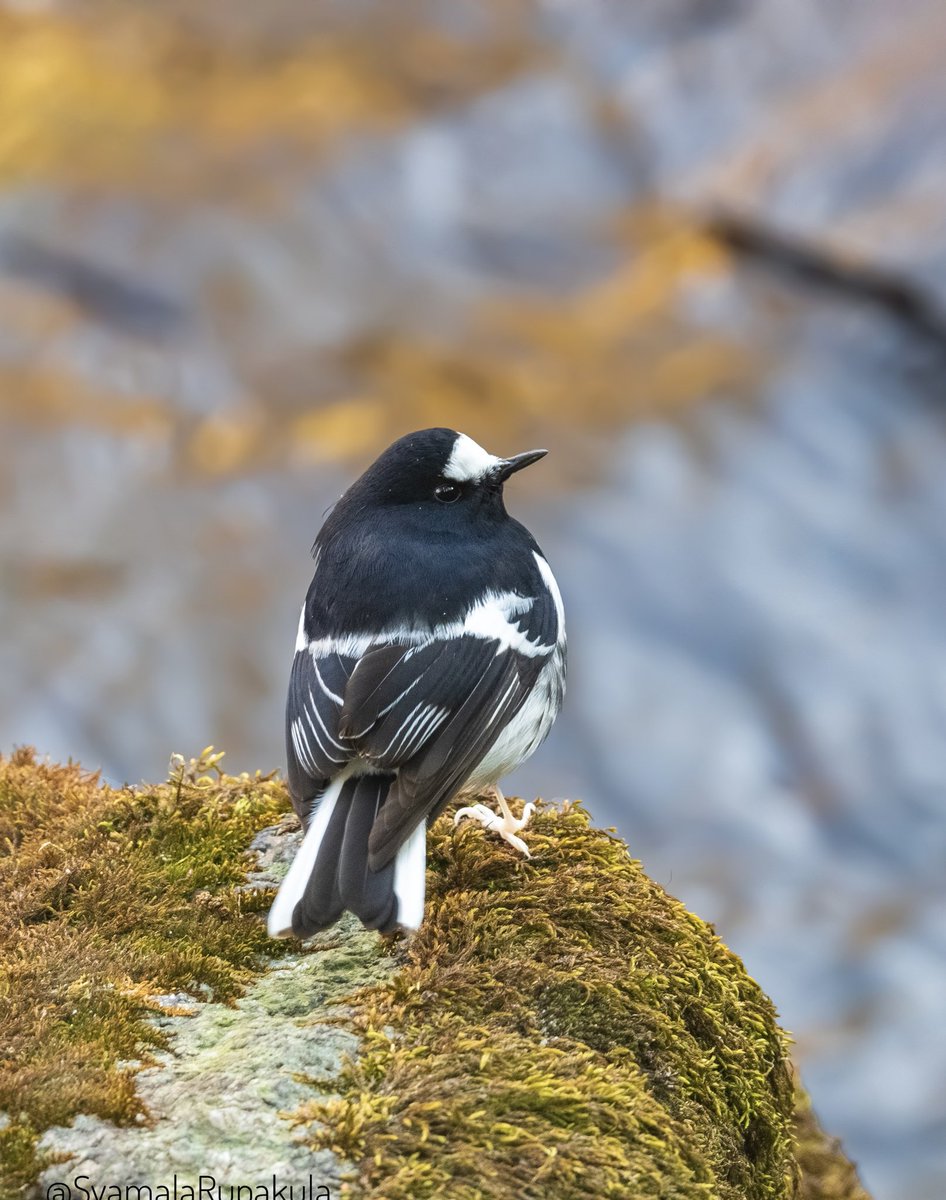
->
{"left": 434, "top": 483, "right": 462, "bottom": 503}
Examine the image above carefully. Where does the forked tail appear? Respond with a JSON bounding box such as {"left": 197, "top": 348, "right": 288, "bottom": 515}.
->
{"left": 267, "top": 772, "right": 426, "bottom": 939}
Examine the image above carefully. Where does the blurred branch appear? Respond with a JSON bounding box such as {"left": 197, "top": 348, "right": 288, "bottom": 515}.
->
{"left": 0, "top": 235, "right": 187, "bottom": 339}
{"left": 706, "top": 211, "right": 946, "bottom": 347}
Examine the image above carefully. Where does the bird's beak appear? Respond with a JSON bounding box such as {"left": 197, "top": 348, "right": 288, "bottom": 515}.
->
{"left": 495, "top": 448, "right": 548, "bottom": 482}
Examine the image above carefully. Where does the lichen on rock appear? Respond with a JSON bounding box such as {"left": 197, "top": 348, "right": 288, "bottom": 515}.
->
{"left": 33, "top": 921, "right": 390, "bottom": 1198}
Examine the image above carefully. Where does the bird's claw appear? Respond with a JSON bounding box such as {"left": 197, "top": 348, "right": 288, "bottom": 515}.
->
{"left": 454, "top": 792, "right": 535, "bottom": 858}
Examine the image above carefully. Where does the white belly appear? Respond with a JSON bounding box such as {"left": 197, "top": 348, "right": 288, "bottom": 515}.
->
{"left": 466, "top": 644, "right": 566, "bottom": 787}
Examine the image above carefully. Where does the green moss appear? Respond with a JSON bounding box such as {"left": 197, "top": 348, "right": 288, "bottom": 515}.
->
{"left": 0, "top": 747, "right": 291, "bottom": 1197}
{"left": 294, "top": 799, "right": 798, "bottom": 1200}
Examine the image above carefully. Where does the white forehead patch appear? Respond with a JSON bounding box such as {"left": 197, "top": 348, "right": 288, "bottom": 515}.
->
{"left": 443, "top": 433, "right": 502, "bottom": 482}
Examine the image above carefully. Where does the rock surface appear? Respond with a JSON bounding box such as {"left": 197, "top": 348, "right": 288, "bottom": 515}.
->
{"left": 35, "top": 925, "right": 384, "bottom": 1197}
{"left": 31, "top": 816, "right": 393, "bottom": 1198}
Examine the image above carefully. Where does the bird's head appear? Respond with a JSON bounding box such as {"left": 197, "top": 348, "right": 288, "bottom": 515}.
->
{"left": 336, "top": 428, "right": 547, "bottom": 533}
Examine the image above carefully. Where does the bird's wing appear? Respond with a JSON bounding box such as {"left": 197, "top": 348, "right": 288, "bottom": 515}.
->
{"left": 285, "top": 644, "right": 357, "bottom": 820}
{"left": 339, "top": 589, "right": 560, "bottom": 868}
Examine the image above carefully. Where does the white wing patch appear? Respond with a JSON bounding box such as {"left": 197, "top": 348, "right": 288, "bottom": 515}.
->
{"left": 305, "top": 589, "right": 553, "bottom": 663}
{"left": 462, "top": 592, "right": 553, "bottom": 657}
{"left": 443, "top": 432, "right": 502, "bottom": 482}
{"left": 307, "top": 632, "right": 387, "bottom": 659}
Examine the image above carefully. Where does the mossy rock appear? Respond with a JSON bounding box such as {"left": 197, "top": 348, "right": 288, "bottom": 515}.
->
{"left": 297, "top": 802, "right": 808, "bottom": 1199}
{"left": 0, "top": 747, "right": 293, "bottom": 1195}
{"left": 0, "top": 750, "right": 869, "bottom": 1199}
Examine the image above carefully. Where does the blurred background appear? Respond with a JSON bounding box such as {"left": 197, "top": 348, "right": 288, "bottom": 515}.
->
{"left": 1, "top": 2, "right": 945, "bottom": 1195}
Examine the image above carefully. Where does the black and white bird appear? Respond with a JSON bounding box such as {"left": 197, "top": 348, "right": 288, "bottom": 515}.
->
{"left": 268, "top": 428, "right": 566, "bottom": 939}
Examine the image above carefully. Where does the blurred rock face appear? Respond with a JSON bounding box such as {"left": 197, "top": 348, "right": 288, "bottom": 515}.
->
{"left": 1, "top": 4, "right": 945, "bottom": 1197}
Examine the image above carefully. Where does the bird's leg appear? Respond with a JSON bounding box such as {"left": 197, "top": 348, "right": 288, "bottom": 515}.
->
{"left": 454, "top": 786, "right": 536, "bottom": 858}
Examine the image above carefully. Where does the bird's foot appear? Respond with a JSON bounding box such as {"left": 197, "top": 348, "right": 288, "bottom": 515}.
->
{"left": 454, "top": 787, "right": 536, "bottom": 857}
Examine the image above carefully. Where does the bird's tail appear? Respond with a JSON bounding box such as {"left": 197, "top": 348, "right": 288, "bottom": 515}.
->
{"left": 267, "top": 773, "right": 427, "bottom": 939}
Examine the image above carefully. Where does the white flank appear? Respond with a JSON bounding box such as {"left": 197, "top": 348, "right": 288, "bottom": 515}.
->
{"left": 393, "top": 819, "right": 427, "bottom": 930}
{"left": 267, "top": 775, "right": 347, "bottom": 938}
{"left": 294, "top": 605, "right": 308, "bottom": 652}
{"left": 470, "top": 647, "right": 565, "bottom": 786}
{"left": 443, "top": 432, "right": 502, "bottom": 482}
{"left": 533, "top": 553, "right": 566, "bottom": 639}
